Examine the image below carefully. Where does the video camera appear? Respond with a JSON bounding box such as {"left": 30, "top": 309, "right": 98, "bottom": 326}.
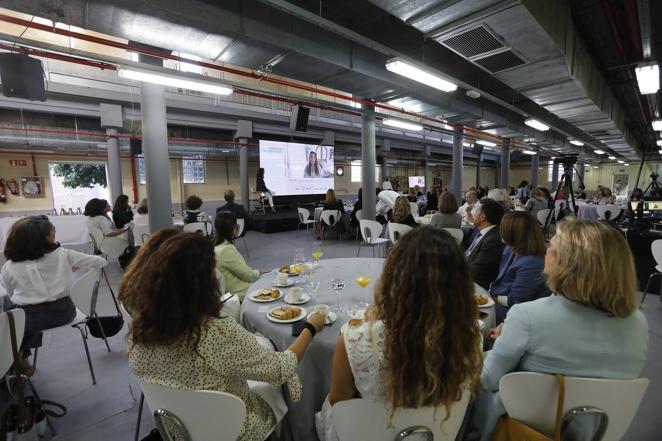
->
{"left": 553, "top": 154, "right": 578, "bottom": 166}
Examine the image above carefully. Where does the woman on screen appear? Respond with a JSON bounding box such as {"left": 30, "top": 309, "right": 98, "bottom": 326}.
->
{"left": 256, "top": 168, "right": 276, "bottom": 213}
{"left": 304, "top": 151, "right": 331, "bottom": 178}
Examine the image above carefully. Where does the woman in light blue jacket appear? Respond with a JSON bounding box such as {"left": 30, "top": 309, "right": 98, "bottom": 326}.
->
{"left": 473, "top": 219, "right": 649, "bottom": 441}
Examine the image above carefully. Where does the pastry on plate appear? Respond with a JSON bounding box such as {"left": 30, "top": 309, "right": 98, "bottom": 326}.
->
{"left": 475, "top": 294, "right": 489, "bottom": 306}
{"left": 269, "top": 306, "right": 301, "bottom": 320}
{"left": 255, "top": 289, "right": 281, "bottom": 300}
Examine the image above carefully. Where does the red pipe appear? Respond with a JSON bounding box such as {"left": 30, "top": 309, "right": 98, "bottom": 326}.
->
{"left": 129, "top": 154, "right": 139, "bottom": 203}
{"left": 0, "top": 42, "right": 117, "bottom": 70}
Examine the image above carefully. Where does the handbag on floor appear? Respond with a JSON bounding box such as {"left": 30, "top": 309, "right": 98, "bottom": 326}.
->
{"left": 86, "top": 272, "right": 125, "bottom": 338}
{"left": 0, "top": 311, "right": 67, "bottom": 441}
{"left": 491, "top": 374, "right": 565, "bottom": 441}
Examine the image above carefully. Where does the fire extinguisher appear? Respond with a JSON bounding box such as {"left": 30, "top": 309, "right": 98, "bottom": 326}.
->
{"left": 0, "top": 179, "right": 6, "bottom": 203}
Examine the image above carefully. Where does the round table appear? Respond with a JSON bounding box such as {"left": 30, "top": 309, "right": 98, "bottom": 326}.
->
{"left": 240, "top": 257, "right": 495, "bottom": 441}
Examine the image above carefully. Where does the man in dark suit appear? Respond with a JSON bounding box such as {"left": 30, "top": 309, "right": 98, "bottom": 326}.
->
{"left": 217, "top": 189, "right": 248, "bottom": 220}
{"left": 465, "top": 198, "right": 505, "bottom": 290}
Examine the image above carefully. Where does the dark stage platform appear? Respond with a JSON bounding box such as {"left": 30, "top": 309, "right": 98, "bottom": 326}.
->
{"left": 248, "top": 208, "right": 303, "bottom": 234}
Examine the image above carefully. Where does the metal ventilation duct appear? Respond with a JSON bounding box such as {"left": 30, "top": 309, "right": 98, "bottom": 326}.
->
{"left": 369, "top": 0, "right": 639, "bottom": 160}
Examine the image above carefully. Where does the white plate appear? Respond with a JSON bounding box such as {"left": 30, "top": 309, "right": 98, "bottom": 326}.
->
{"left": 266, "top": 307, "right": 307, "bottom": 324}
{"left": 271, "top": 279, "right": 295, "bottom": 287}
{"left": 283, "top": 293, "right": 311, "bottom": 305}
{"left": 247, "top": 289, "right": 283, "bottom": 303}
{"left": 476, "top": 294, "right": 495, "bottom": 308}
{"left": 307, "top": 311, "right": 337, "bottom": 325}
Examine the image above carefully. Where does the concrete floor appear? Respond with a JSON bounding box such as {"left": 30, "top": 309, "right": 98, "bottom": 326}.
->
{"left": 6, "top": 229, "right": 661, "bottom": 441}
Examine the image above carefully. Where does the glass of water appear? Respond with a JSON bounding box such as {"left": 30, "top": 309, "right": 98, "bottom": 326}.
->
{"left": 331, "top": 266, "right": 346, "bottom": 315}
{"left": 309, "top": 276, "right": 321, "bottom": 298}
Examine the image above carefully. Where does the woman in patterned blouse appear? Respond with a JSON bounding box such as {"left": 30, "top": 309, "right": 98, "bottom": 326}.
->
{"left": 121, "top": 232, "right": 325, "bottom": 441}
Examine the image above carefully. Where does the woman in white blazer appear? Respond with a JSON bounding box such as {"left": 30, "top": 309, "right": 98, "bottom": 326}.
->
{"left": 472, "top": 219, "right": 649, "bottom": 441}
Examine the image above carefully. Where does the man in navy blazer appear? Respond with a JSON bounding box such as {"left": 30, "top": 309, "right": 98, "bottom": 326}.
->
{"left": 465, "top": 199, "right": 505, "bottom": 290}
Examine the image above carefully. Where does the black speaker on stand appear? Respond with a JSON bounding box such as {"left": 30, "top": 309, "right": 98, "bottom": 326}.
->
{"left": 0, "top": 54, "right": 46, "bottom": 101}
{"left": 130, "top": 138, "right": 143, "bottom": 155}
{"left": 289, "top": 105, "right": 310, "bottom": 132}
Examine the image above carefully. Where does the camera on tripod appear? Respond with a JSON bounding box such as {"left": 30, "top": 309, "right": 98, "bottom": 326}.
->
{"left": 553, "top": 154, "right": 578, "bottom": 166}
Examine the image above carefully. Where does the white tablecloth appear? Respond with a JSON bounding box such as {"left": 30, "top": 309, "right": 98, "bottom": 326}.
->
{"left": 240, "top": 257, "right": 493, "bottom": 441}
{"left": 0, "top": 215, "right": 89, "bottom": 251}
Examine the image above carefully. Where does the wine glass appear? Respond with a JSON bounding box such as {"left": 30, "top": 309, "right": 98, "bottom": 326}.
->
{"left": 331, "top": 266, "right": 346, "bottom": 315}
{"left": 355, "top": 262, "right": 371, "bottom": 289}
{"left": 311, "top": 241, "right": 323, "bottom": 268}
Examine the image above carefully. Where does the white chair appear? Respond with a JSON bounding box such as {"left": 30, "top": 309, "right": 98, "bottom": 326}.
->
{"left": 234, "top": 218, "right": 249, "bottom": 257}
{"left": 499, "top": 372, "right": 649, "bottom": 441}
{"left": 388, "top": 222, "right": 413, "bottom": 246}
{"left": 640, "top": 239, "right": 662, "bottom": 305}
{"left": 38, "top": 270, "right": 109, "bottom": 385}
{"left": 443, "top": 228, "right": 464, "bottom": 245}
{"left": 183, "top": 221, "right": 212, "bottom": 236}
{"left": 354, "top": 209, "right": 364, "bottom": 241}
{"left": 89, "top": 227, "right": 127, "bottom": 261}
{"left": 596, "top": 204, "right": 622, "bottom": 221}
{"left": 320, "top": 210, "right": 342, "bottom": 239}
{"left": 297, "top": 207, "right": 316, "bottom": 233}
{"left": 133, "top": 224, "right": 150, "bottom": 247}
{"left": 332, "top": 390, "right": 471, "bottom": 441}
{"left": 357, "top": 219, "right": 390, "bottom": 257}
{"left": 140, "top": 381, "right": 248, "bottom": 441}
{"left": 0, "top": 309, "right": 25, "bottom": 378}
{"left": 409, "top": 202, "right": 419, "bottom": 217}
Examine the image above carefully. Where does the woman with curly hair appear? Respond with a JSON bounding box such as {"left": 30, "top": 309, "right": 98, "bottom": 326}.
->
{"left": 316, "top": 227, "right": 483, "bottom": 440}
{"left": 123, "top": 233, "right": 326, "bottom": 441}
{"left": 390, "top": 195, "right": 417, "bottom": 227}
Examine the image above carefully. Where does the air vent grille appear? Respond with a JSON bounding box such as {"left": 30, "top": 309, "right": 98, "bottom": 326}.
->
{"left": 440, "top": 25, "right": 504, "bottom": 58}
{"left": 474, "top": 50, "right": 526, "bottom": 73}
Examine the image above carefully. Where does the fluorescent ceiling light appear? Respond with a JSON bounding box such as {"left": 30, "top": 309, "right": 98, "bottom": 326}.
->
{"left": 608, "top": 155, "right": 616, "bottom": 160}
{"left": 569, "top": 139, "right": 584, "bottom": 146}
{"left": 476, "top": 140, "right": 497, "bottom": 147}
{"left": 653, "top": 119, "right": 662, "bottom": 131}
{"left": 385, "top": 58, "right": 458, "bottom": 93}
{"left": 656, "top": 140, "right": 662, "bottom": 146}
{"left": 624, "top": 163, "right": 629, "bottom": 166}
{"left": 118, "top": 67, "right": 233, "bottom": 95}
{"left": 635, "top": 63, "right": 659, "bottom": 95}
{"left": 383, "top": 118, "right": 423, "bottom": 131}
{"left": 617, "top": 160, "right": 624, "bottom": 164}
{"left": 594, "top": 149, "right": 605, "bottom": 155}
{"left": 593, "top": 166, "right": 599, "bottom": 168}
{"left": 524, "top": 118, "right": 550, "bottom": 131}
{"left": 522, "top": 150, "right": 537, "bottom": 155}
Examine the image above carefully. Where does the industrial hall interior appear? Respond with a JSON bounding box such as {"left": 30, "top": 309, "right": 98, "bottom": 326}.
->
{"left": 0, "top": 1, "right": 661, "bottom": 441}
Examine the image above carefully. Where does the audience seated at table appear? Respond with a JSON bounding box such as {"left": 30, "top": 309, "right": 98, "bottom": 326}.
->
{"left": 1, "top": 216, "right": 106, "bottom": 375}
{"left": 458, "top": 190, "right": 478, "bottom": 224}
{"left": 489, "top": 212, "right": 549, "bottom": 324}
{"left": 112, "top": 194, "right": 134, "bottom": 229}
{"left": 183, "top": 195, "right": 208, "bottom": 224}
{"left": 376, "top": 189, "right": 399, "bottom": 224}
{"left": 472, "top": 219, "right": 649, "bottom": 441}
{"left": 133, "top": 199, "right": 149, "bottom": 226}
{"left": 122, "top": 232, "right": 326, "bottom": 441}
{"left": 487, "top": 188, "right": 513, "bottom": 212}
{"left": 315, "top": 227, "right": 483, "bottom": 441}
{"left": 406, "top": 188, "right": 418, "bottom": 202}
{"left": 524, "top": 187, "right": 548, "bottom": 218}
{"left": 597, "top": 187, "right": 612, "bottom": 205}
{"left": 217, "top": 189, "right": 248, "bottom": 221}
{"left": 390, "top": 196, "right": 418, "bottom": 228}
{"left": 465, "top": 198, "right": 505, "bottom": 290}
{"left": 213, "top": 212, "right": 260, "bottom": 301}
{"left": 430, "top": 191, "right": 461, "bottom": 228}
{"left": 320, "top": 189, "right": 345, "bottom": 237}
{"left": 84, "top": 198, "right": 130, "bottom": 250}
{"left": 381, "top": 179, "right": 393, "bottom": 190}
{"left": 538, "top": 186, "right": 554, "bottom": 209}
{"left": 425, "top": 187, "right": 439, "bottom": 212}
{"left": 515, "top": 181, "right": 530, "bottom": 202}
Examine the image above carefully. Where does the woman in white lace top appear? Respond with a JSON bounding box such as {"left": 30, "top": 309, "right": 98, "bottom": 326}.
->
{"left": 316, "top": 227, "right": 484, "bottom": 441}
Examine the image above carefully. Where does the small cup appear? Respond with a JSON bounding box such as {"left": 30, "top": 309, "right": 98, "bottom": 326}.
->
{"left": 276, "top": 272, "right": 288, "bottom": 285}
{"left": 314, "top": 304, "right": 329, "bottom": 319}
{"left": 289, "top": 287, "right": 304, "bottom": 301}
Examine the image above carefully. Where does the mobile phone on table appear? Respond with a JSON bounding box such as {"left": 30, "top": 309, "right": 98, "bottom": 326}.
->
{"left": 292, "top": 321, "right": 306, "bottom": 337}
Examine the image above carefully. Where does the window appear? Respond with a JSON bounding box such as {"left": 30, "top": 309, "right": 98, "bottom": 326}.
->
{"left": 547, "top": 160, "right": 576, "bottom": 182}
{"left": 182, "top": 156, "right": 206, "bottom": 184}
{"left": 350, "top": 160, "right": 381, "bottom": 183}
{"left": 138, "top": 157, "right": 146, "bottom": 184}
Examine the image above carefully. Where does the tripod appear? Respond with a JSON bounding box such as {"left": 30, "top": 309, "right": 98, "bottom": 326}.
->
{"left": 642, "top": 173, "right": 662, "bottom": 197}
{"left": 544, "top": 159, "right": 584, "bottom": 231}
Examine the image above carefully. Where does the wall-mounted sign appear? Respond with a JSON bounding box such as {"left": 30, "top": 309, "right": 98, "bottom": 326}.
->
{"left": 8, "top": 159, "right": 27, "bottom": 167}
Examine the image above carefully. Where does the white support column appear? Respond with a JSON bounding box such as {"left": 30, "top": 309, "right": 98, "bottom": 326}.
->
{"left": 239, "top": 138, "right": 249, "bottom": 213}
{"left": 451, "top": 126, "right": 464, "bottom": 202}
{"left": 531, "top": 153, "right": 540, "bottom": 187}
{"left": 105, "top": 128, "right": 122, "bottom": 204}
{"left": 361, "top": 103, "right": 376, "bottom": 220}
{"left": 499, "top": 138, "right": 510, "bottom": 188}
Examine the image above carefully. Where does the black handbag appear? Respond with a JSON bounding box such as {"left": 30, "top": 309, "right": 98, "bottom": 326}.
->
{"left": 85, "top": 270, "right": 125, "bottom": 338}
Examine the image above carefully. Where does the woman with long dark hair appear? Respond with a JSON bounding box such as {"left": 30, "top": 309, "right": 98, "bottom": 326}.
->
{"left": 84, "top": 197, "right": 130, "bottom": 254}
{"left": 304, "top": 151, "right": 323, "bottom": 177}
{"left": 256, "top": 168, "right": 276, "bottom": 212}
{"left": 112, "top": 194, "right": 133, "bottom": 229}
{"left": 316, "top": 227, "right": 483, "bottom": 440}
{"left": 123, "top": 233, "right": 325, "bottom": 441}
{"left": 1, "top": 216, "right": 106, "bottom": 374}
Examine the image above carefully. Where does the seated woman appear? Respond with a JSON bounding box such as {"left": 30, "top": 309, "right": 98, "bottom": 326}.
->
{"left": 112, "top": 194, "right": 134, "bottom": 229}
{"left": 183, "top": 195, "right": 208, "bottom": 224}
{"left": 122, "top": 232, "right": 325, "bottom": 441}
{"left": 430, "top": 191, "right": 461, "bottom": 228}
{"left": 473, "top": 219, "right": 649, "bottom": 441}
{"left": 598, "top": 187, "right": 612, "bottom": 205}
{"left": 524, "top": 187, "right": 548, "bottom": 218}
{"left": 84, "top": 198, "right": 130, "bottom": 252}
{"left": 350, "top": 188, "right": 362, "bottom": 232}
{"left": 390, "top": 196, "right": 417, "bottom": 228}
{"left": 489, "top": 212, "right": 549, "bottom": 324}
{"left": 319, "top": 189, "right": 345, "bottom": 238}
{"left": 133, "top": 199, "right": 149, "bottom": 226}
{"left": 1, "top": 216, "right": 106, "bottom": 374}
{"left": 316, "top": 227, "right": 483, "bottom": 441}
{"left": 214, "top": 212, "right": 261, "bottom": 301}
